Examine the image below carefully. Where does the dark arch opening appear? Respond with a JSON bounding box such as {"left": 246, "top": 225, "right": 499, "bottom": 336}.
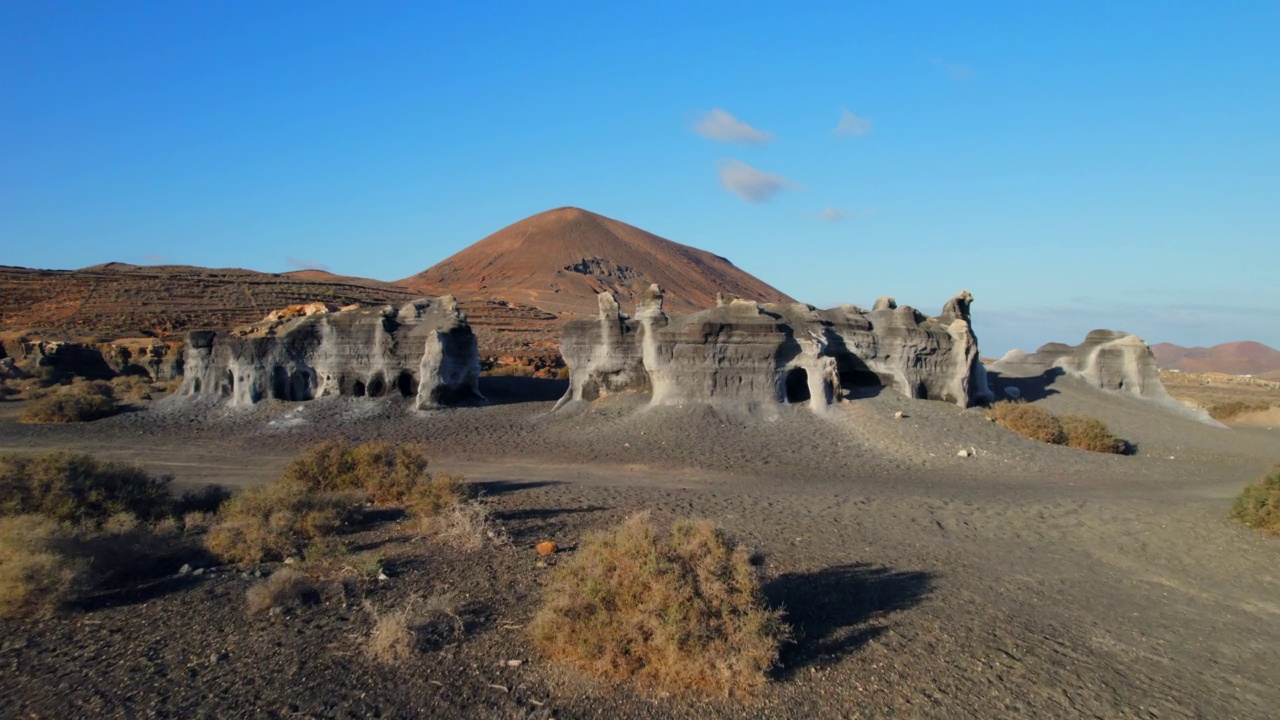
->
{"left": 192, "top": 378, "right": 202, "bottom": 394}
{"left": 222, "top": 370, "right": 234, "bottom": 397}
{"left": 367, "top": 374, "right": 385, "bottom": 398}
{"left": 785, "top": 367, "right": 810, "bottom": 403}
{"left": 271, "top": 366, "right": 289, "bottom": 400}
{"left": 352, "top": 380, "right": 366, "bottom": 397}
{"left": 397, "top": 371, "right": 418, "bottom": 398}
{"left": 291, "top": 370, "right": 312, "bottom": 401}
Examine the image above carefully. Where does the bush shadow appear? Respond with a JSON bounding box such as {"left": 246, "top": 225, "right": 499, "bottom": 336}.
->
{"left": 478, "top": 377, "right": 569, "bottom": 405}
{"left": 764, "top": 562, "right": 933, "bottom": 677}
{"left": 471, "top": 479, "right": 564, "bottom": 496}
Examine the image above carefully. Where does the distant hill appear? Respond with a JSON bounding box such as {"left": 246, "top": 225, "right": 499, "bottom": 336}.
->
{"left": 1152, "top": 340, "right": 1280, "bottom": 379}
{"left": 398, "top": 207, "right": 793, "bottom": 317}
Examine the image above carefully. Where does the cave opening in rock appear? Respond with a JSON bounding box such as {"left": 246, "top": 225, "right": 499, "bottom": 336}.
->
{"left": 222, "top": 370, "right": 234, "bottom": 397}
{"left": 352, "top": 380, "right": 366, "bottom": 397}
{"left": 271, "top": 366, "right": 290, "bottom": 400}
{"left": 397, "top": 371, "right": 418, "bottom": 398}
{"left": 367, "top": 374, "right": 385, "bottom": 398}
{"left": 291, "top": 370, "right": 312, "bottom": 401}
{"left": 785, "top": 367, "right": 810, "bottom": 403}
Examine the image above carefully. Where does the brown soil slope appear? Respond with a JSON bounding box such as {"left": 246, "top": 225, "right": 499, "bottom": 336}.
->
{"left": 399, "top": 207, "right": 794, "bottom": 317}
{"left": 1153, "top": 340, "right": 1280, "bottom": 377}
{"left": 0, "top": 263, "right": 419, "bottom": 341}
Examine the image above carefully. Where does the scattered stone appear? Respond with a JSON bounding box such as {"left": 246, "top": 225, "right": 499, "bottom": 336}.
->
{"left": 178, "top": 563, "right": 192, "bottom": 575}
{"left": 505, "top": 659, "right": 523, "bottom": 668}
{"left": 210, "top": 652, "right": 228, "bottom": 664}
{"left": 893, "top": 411, "right": 905, "bottom": 420}
{"left": 957, "top": 449, "right": 973, "bottom": 458}
{"left": 1003, "top": 386, "right": 1021, "bottom": 399}
{"left": 192, "top": 567, "right": 205, "bottom": 576}
{"left": 535, "top": 541, "right": 558, "bottom": 556}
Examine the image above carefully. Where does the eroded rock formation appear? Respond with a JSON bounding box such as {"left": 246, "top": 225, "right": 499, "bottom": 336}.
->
{"left": 556, "top": 286, "right": 992, "bottom": 412}
{"left": 6, "top": 339, "right": 183, "bottom": 381}
{"left": 178, "top": 297, "right": 482, "bottom": 409}
{"left": 989, "top": 330, "right": 1222, "bottom": 425}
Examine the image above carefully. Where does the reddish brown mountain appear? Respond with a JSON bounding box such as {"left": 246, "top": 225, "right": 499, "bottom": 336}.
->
{"left": 1152, "top": 341, "right": 1280, "bottom": 377}
{"left": 398, "top": 207, "right": 793, "bottom": 316}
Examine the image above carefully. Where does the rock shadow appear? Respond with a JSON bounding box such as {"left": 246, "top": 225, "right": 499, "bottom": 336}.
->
{"left": 478, "top": 377, "right": 569, "bottom": 405}
{"left": 764, "top": 562, "right": 933, "bottom": 678}
{"left": 985, "top": 367, "right": 1064, "bottom": 402}
{"left": 470, "top": 480, "right": 564, "bottom": 496}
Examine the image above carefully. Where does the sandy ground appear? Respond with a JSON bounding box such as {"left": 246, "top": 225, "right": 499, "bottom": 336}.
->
{"left": 2, "top": 374, "right": 1279, "bottom": 718}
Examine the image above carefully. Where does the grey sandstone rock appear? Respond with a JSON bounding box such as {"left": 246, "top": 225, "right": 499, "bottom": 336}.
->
{"left": 178, "top": 296, "right": 482, "bottom": 409}
{"left": 556, "top": 286, "right": 992, "bottom": 413}
{"left": 989, "top": 329, "right": 1222, "bottom": 426}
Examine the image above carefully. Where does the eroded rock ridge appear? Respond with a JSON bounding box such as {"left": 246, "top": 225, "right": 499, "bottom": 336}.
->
{"left": 556, "top": 286, "right": 992, "bottom": 412}
{"left": 179, "top": 297, "right": 482, "bottom": 409}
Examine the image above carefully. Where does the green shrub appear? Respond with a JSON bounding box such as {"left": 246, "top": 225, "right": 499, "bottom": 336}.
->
{"left": 530, "top": 513, "right": 788, "bottom": 697}
{"left": 19, "top": 382, "right": 117, "bottom": 423}
{"left": 1061, "top": 415, "right": 1126, "bottom": 454}
{"left": 1231, "top": 466, "right": 1280, "bottom": 536}
{"left": 0, "top": 515, "right": 84, "bottom": 619}
{"left": 0, "top": 452, "right": 174, "bottom": 524}
{"left": 988, "top": 401, "right": 1066, "bottom": 445}
{"left": 204, "top": 483, "right": 359, "bottom": 565}
{"left": 279, "top": 440, "right": 429, "bottom": 504}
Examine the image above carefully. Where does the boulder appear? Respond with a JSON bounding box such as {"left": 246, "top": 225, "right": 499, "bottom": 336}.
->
{"left": 178, "top": 296, "right": 482, "bottom": 409}
{"left": 556, "top": 286, "right": 992, "bottom": 412}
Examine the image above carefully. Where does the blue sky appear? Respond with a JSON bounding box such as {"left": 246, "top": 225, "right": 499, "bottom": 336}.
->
{"left": 2, "top": 2, "right": 1277, "bottom": 354}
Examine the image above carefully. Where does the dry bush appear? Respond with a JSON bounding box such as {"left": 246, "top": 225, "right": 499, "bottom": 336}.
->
{"left": 1209, "top": 400, "right": 1272, "bottom": 421}
{"left": 988, "top": 401, "right": 1066, "bottom": 445}
{"left": 0, "top": 452, "right": 174, "bottom": 524}
{"left": 0, "top": 515, "right": 84, "bottom": 619}
{"left": 19, "top": 381, "right": 117, "bottom": 423}
{"left": 1061, "top": 415, "right": 1126, "bottom": 454}
{"left": 204, "top": 484, "right": 358, "bottom": 565}
{"left": 421, "top": 500, "right": 507, "bottom": 551}
{"left": 279, "top": 440, "right": 429, "bottom": 504}
{"left": 365, "top": 594, "right": 463, "bottom": 663}
{"left": 76, "top": 512, "right": 193, "bottom": 589}
{"left": 530, "top": 513, "right": 788, "bottom": 697}
{"left": 483, "top": 363, "right": 536, "bottom": 378}
{"left": 174, "top": 484, "right": 232, "bottom": 516}
{"left": 1231, "top": 466, "right": 1280, "bottom": 536}
{"left": 108, "top": 375, "right": 154, "bottom": 402}
{"left": 246, "top": 568, "right": 318, "bottom": 615}
{"left": 406, "top": 471, "right": 471, "bottom": 518}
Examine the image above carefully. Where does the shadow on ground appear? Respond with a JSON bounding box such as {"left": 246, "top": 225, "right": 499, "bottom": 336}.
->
{"left": 478, "top": 377, "right": 568, "bottom": 405}
{"left": 986, "top": 367, "right": 1064, "bottom": 402}
{"left": 764, "top": 562, "right": 933, "bottom": 678}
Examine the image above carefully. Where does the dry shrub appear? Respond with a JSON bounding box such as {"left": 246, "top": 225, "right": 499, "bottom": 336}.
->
{"left": 75, "top": 512, "right": 193, "bottom": 589}
{"left": 0, "top": 515, "right": 84, "bottom": 619}
{"left": 530, "top": 513, "right": 788, "bottom": 697}
{"left": 406, "top": 471, "right": 471, "bottom": 518}
{"left": 421, "top": 500, "right": 507, "bottom": 551}
{"left": 1209, "top": 400, "right": 1272, "bottom": 421}
{"left": 279, "top": 440, "right": 429, "bottom": 504}
{"left": 1232, "top": 466, "right": 1280, "bottom": 536}
{"left": 204, "top": 484, "right": 358, "bottom": 564}
{"left": 108, "top": 375, "right": 154, "bottom": 402}
{"left": 1061, "top": 415, "right": 1126, "bottom": 454}
{"left": 19, "top": 381, "right": 117, "bottom": 423}
{"left": 988, "top": 401, "right": 1066, "bottom": 445}
{"left": 365, "top": 594, "right": 463, "bottom": 663}
{"left": 0, "top": 452, "right": 174, "bottom": 524}
{"left": 246, "top": 568, "right": 318, "bottom": 615}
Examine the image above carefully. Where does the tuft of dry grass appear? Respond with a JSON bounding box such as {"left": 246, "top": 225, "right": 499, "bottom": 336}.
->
{"left": 279, "top": 440, "right": 429, "bottom": 504}
{"left": 988, "top": 401, "right": 1066, "bottom": 445}
{"left": 530, "top": 512, "right": 789, "bottom": 697}
{"left": 1061, "top": 415, "right": 1126, "bottom": 454}
{"left": 19, "top": 381, "right": 117, "bottom": 423}
{"left": 246, "top": 568, "right": 318, "bottom": 615}
{"left": 1209, "top": 400, "right": 1272, "bottom": 422}
{"left": 405, "top": 471, "right": 471, "bottom": 518}
{"left": 0, "top": 515, "right": 84, "bottom": 619}
{"left": 0, "top": 452, "right": 174, "bottom": 524}
{"left": 365, "top": 593, "right": 463, "bottom": 663}
{"left": 420, "top": 500, "right": 507, "bottom": 551}
{"left": 108, "top": 375, "right": 154, "bottom": 403}
{"left": 1231, "top": 466, "right": 1280, "bottom": 536}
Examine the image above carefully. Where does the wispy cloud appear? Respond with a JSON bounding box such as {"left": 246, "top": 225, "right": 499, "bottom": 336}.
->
{"left": 833, "top": 109, "right": 872, "bottom": 137}
{"left": 286, "top": 257, "right": 331, "bottom": 272}
{"left": 717, "top": 160, "right": 793, "bottom": 203}
{"left": 817, "top": 206, "right": 876, "bottom": 222}
{"left": 694, "top": 108, "right": 773, "bottom": 144}
{"left": 931, "top": 56, "right": 974, "bottom": 82}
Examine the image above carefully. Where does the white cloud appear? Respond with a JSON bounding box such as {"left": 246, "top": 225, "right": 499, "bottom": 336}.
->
{"left": 931, "top": 56, "right": 974, "bottom": 82}
{"left": 819, "top": 206, "right": 848, "bottom": 221}
{"left": 833, "top": 109, "right": 872, "bottom": 137}
{"left": 717, "top": 160, "right": 793, "bottom": 203}
{"left": 694, "top": 108, "right": 773, "bottom": 144}
{"left": 286, "top": 256, "right": 331, "bottom": 272}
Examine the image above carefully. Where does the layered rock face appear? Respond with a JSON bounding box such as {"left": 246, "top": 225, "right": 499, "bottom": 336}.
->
{"left": 556, "top": 286, "right": 992, "bottom": 412}
{"left": 6, "top": 339, "right": 183, "bottom": 381}
{"left": 989, "top": 329, "right": 1221, "bottom": 425}
{"left": 179, "top": 297, "right": 482, "bottom": 409}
